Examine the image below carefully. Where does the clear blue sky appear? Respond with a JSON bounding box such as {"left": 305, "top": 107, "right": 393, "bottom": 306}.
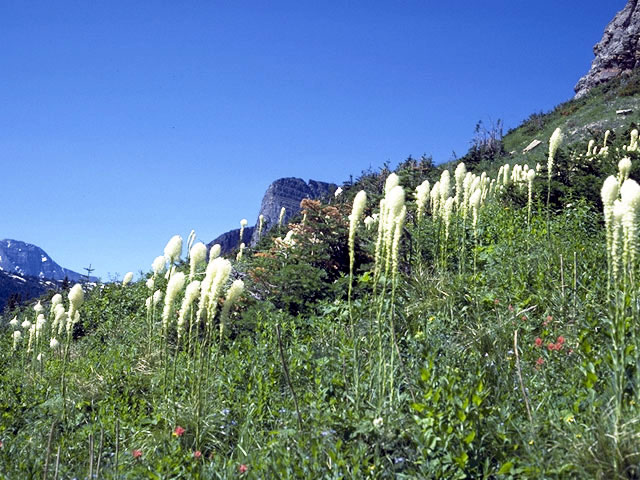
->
{"left": 0, "top": 0, "right": 624, "bottom": 280}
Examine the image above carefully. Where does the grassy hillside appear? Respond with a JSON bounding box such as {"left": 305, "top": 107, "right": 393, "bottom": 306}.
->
{"left": 3, "top": 99, "right": 640, "bottom": 478}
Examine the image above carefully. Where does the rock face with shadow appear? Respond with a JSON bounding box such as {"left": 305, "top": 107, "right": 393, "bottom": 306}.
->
{"left": 575, "top": 0, "right": 640, "bottom": 98}
{"left": 209, "top": 178, "right": 337, "bottom": 255}
{"left": 0, "top": 239, "right": 93, "bottom": 282}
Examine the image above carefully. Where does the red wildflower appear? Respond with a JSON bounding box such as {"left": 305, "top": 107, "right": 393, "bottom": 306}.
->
{"left": 521, "top": 315, "right": 527, "bottom": 321}
{"left": 536, "top": 357, "right": 544, "bottom": 366}
{"left": 556, "top": 336, "right": 565, "bottom": 345}
{"left": 535, "top": 337, "right": 543, "bottom": 347}
{"left": 194, "top": 450, "right": 202, "bottom": 459}
{"left": 132, "top": 449, "right": 142, "bottom": 459}
{"left": 239, "top": 464, "right": 248, "bottom": 474}
{"left": 548, "top": 342, "right": 555, "bottom": 351}
{"left": 494, "top": 299, "right": 500, "bottom": 305}
{"left": 173, "top": 426, "right": 186, "bottom": 437}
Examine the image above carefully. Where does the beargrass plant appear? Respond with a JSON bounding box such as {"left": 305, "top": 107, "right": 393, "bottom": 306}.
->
{"left": 10, "top": 122, "right": 640, "bottom": 477}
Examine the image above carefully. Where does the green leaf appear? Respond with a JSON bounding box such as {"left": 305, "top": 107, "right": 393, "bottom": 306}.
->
{"left": 498, "top": 461, "right": 514, "bottom": 474}
{"left": 464, "top": 430, "right": 476, "bottom": 444}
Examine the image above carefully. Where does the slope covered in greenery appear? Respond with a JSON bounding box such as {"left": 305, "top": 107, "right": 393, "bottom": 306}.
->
{"left": 2, "top": 119, "right": 640, "bottom": 479}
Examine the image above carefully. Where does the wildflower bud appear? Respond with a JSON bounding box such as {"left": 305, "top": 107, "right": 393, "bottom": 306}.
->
{"left": 454, "top": 163, "right": 466, "bottom": 207}
{"left": 209, "top": 244, "right": 221, "bottom": 261}
{"left": 349, "top": 190, "right": 367, "bottom": 274}
{"left": 164, "top": 235, "right": 183, "bottom": 265}
{"left": 9, "top": 317, "right": 18, "bottom": 327}
{"left": 602, "top": 176, "right": 620, "bottom": 207}
{"left": 34, "top": 301, "right": 44, "bottom": 314}
{"left": 258, "top": 214, "right": 265, "bottom": 238}
{"left": 152, "top": 255, "right": 167, "bottom": 276}
{"left": 618, "top": 157, "right": 632, "bottom": 183}
{"left": 239, "top": 219, "right": 248, "bottom": 242}
{"left": 278, "top": 207, "right": 286, "bottom": 227}
{"left": 548, "top": 128, "right": 564, "bottom": 177}
{"left": 364, "top": 216, "right": 375, "bottom": 229}
{"left": 631, "top": 129, "right": 639, "bottom": 151}
{"left": 439, "top": 170, "right": 451, "bottom": 208}
{"left": 146, "top": 278, "right": 154, "bottom": 290}
{"left": 177, "top": 280, "right": 201, "bottom": 339}
{"left": 189, "top": 242, "right": 207, "bottom": 279}
{"left": 122, "top": 272, "right": 133, "bottom": 286}
{"left": 415, "top": 180, "right": 430, "bottom": 219}
{"left": 236, "top": 243, "right": 246, "bottom": 261}
{"left": 153, "top": 289, "right": 163, "bottom": 306}
{"left": 587, "top": 139, "right": 595, "bottom": 156}
{"left": 51, "top": 294, "right": 62, "bottom": 306}
{"left": 162, "top": 272, "right": 186, "bottom": 331}
{"left": 12, "top": 330, "right": 21, "bottom": 350}
{"left": 220, "top": 279, "right": 245, "bottom": 338}
{"left": 50, "top": 338, "right": 60, "bottom": 350}
{"left": 334, "top": 187, "right": 343, "bottom": 198}
{"left": 21, "top": 319, "right": 31, "bottom": 330}
{"left": 384, "top": 173, "right": 400, "bottom": 195}
{"left": 430, "top": 181, "right": 440, "bottom": 216}
{"left": 443, "top": 197, "right": 454, "bottom": 239}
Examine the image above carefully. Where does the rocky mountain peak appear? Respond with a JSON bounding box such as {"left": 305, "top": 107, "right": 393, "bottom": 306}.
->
{"left": 575, "top": 0, "right": 640, "bottom": 98}
{"left": 0, "top": 239, "right": 93, "bottom": 282}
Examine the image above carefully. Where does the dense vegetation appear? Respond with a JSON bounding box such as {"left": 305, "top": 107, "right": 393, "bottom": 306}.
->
{"left": 4, "top": 100, "right": 640, "bottom": 478}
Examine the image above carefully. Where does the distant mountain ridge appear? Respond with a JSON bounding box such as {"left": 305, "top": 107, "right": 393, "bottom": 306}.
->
{"left": 0, "top": 239, "right": 94, "bottom": 282}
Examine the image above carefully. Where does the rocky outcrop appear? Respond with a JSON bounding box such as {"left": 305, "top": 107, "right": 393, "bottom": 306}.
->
{"left": 208, "top": 227, "right": 255, "bottom": 256}
{"left": 208, "top": 178, "right": 337, "bottom": 255}
{"left": 248, "top": 178, "right": 336, "bottom": 246}
{"left": 0, "top": 239, "right": 93, "bottom": 282}
{"left": 575, "top": 0, "right": 640, "bottom": 98}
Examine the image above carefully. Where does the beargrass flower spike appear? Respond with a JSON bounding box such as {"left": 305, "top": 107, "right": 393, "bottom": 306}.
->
{"left": 12, "top": 330, "right": 21, "bottom": 350}
{"left": 164, "top": 235, "right": 183, "bottom": 266}
{"left": 619, "top": 157, "right": 632, "bottom": 184}
{"left": 220, "top": 279, "right": 244, "bottom": 340}
{"left": 349, "top": 191, "right": 367, "bottom": 265}
{"left": 602, "top": 175, "right": 620, "bottom": 270}
{"left": 189, "top": 242, "right": 207, "bottom": 280}
{"left": 278, "top": 207, "right": 286, "bottom": 228}
{"left": 152, "top": 255, "right": 166, "bottom": 276}
{"left": 548, "top": 128, "right": 564, "bottom": 178}
{"left": 177, "top": 280, "right": 201, "bottom": 340}
{"left": 162, "top": 272, "right": 186, "bottom": 332}
{"left": 34, "top": 301, "right": 44, "bottom": 314}
{"left": 454, "top": 163, "right": 466, "bottom": 208}
{"left": 239, "top": 219, "right": 248, "bottom": 243}
{"left": 257, "top": 214, "right": 265, "bottom": 239}
{"left": 209, "top": 244, "right": 221, "bottom": 261}
{"left": 122, "top": 272, "right": 133, "bottom": 286}
{"left": 236, "top": 243, "right": 245, "bottom": 261}
{"left": 384, "top": 173, "right": 400, "bottom": 195}
{"left": 527, "top": 169, "right": 536, "bottom": 225}
{"left": 415, "top": 180, "right": 430, "bottom": 220}
{"left": 620, "top": 179, "right": 640, "bottom": 276}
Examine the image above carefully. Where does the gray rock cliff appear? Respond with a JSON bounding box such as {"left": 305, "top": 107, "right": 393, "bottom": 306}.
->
{"left": 248, "top": 178, "right": 337, "bottom": 246}
{"left": 208, "top": 178, "right": 337, "bottom": 255}
{"left": 208, "top": 227, "right": 255, "bottom": 256}
{"left": 575, "top": 0, "right": 640, "bottom": 98}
